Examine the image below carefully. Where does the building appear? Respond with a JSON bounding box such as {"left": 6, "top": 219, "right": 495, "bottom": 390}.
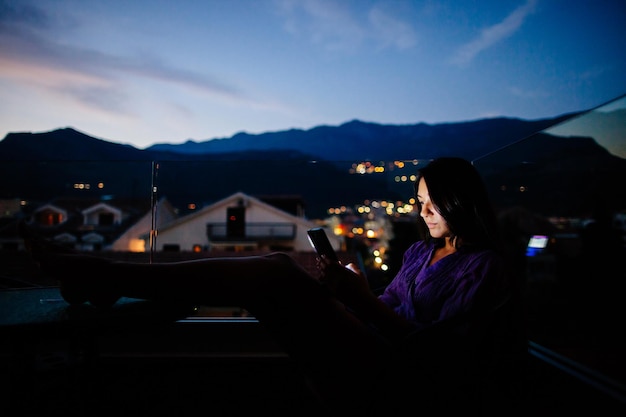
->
{"left": 130, "top": 191, "right": 340, "bottom": 253}
{"left": 14, "top": 191, "right": 341, "bottom": 255}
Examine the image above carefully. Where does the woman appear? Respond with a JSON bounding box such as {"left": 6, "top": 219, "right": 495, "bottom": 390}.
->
{"left": 20, "top": 157, "right": 524, "bottom": 415}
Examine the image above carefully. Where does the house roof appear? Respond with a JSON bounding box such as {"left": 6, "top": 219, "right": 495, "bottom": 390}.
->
{"left": 154, "top": 191, "right": 318, "bottom": 234}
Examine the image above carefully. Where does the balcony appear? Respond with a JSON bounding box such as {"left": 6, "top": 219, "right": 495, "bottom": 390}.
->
{"left": 206, "top": 222, "right": 296, "bottom": 248}
{"left": 2, "top": 94, "right": 626, "bottom": 414}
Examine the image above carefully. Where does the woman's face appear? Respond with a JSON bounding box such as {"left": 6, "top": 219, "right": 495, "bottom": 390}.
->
{"left": 417, "top": 177, "right": 450, "bottom": 239}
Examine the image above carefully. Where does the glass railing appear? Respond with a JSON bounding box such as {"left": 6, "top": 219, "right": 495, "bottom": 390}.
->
{"left": 473, "top": 94, "right": 626, "bottom": 388}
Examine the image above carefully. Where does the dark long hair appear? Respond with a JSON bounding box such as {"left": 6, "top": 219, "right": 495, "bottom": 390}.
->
{"left": 414, "top": 157, "right": 500, "bottom": 251}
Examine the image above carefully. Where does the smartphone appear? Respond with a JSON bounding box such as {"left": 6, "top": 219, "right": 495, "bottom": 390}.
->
{"left": 307, "top": 227, "right": 338, "bottom": 262}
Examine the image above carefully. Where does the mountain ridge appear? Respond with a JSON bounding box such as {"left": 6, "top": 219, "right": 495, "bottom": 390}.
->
{"left": 1, "top": 114, "right": 579, "bottom": 163}
{"left": 145, "top": 115, "right": 579, "bottom": 162}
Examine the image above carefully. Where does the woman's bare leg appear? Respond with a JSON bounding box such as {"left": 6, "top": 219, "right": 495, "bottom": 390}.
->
{"left": 19, "top": 222, "right": 393, "bottom": 412}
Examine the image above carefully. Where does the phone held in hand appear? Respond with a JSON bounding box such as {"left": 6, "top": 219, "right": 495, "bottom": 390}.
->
{"left": 307, "top": 227, "right": 339, "bottom": 262}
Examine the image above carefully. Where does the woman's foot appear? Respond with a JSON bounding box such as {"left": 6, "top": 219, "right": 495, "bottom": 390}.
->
{"left": 18, "top": 220, "right": 121, "bottom": 308}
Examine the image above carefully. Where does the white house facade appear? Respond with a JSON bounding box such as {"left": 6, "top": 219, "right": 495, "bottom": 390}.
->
{"left": 145, "top": 191, "right": 339, "bottom": 253}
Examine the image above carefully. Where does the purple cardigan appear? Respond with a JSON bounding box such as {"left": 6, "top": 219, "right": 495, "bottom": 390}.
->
{"left": 379, "top": 239, "right": 509, "bottom": 330}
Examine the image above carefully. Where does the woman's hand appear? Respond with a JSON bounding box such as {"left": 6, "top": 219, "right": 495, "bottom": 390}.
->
{"left": 317, "top": 255, "right": 415, "bottom": 338}
{"left": 316, "top": 256, "right": 372, "bottom": 307}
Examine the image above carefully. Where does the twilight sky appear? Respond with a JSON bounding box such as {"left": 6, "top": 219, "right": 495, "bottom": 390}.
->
{"left": 1, "top": 0, "right": 625, "bottom": 149}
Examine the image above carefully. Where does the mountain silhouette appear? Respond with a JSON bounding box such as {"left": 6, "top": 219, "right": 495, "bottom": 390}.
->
{"left": 145, "top": 116, "right": 577, "bottom": 163}
{"left": 2, "top": 113, "right": 624, "bottom": 219}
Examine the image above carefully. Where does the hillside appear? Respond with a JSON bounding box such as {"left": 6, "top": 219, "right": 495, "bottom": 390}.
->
{"left": 3, "top": 112, "right": 625, "bottom": 219}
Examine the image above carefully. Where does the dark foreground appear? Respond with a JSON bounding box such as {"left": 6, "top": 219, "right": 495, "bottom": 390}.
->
{"left": 2, "top": 287, "right": 626, "bottom": 416}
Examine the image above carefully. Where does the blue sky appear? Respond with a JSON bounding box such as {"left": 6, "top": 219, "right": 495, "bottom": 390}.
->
{"left": 1, "top": 0, "right": 625, "bottom": 149}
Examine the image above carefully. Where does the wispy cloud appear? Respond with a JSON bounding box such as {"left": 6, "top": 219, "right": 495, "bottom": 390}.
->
{"left": 449, "top": 0, "right": 537, "bottom": 66}
{"left": 577, "top": 66, "right": 610, "bottom": 81}
{"left": 508, "top": 86, "right": 550, "bottom": 99}
{"left": 0, "top": 2, "right": 247, "bottom": 114}
{"left": 276, "top": 0, "right": 365, "bottom": 51}
{"left": 0, "top": 1, "right": 52, "bottom": 30}
{"left": 275, "top": 0, "right": 416, "bottom": 52}
{"left": 368, "top": 7, "right": 417, "bottom": 50}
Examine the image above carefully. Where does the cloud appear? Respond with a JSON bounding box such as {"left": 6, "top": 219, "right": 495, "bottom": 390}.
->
{"left": 508, "top": 86, "right": 550, "bottom": 99}
{"left": 577, "top": 66, "right": 610, "bottom": 81}
{"left": 275, "top": 0, "right": 416, "bottom": 52}
{"left": 0, "top": 1, "right": 52, "bottom": 30}
{"left": 276, "top": 0, "right": 365, "bottom": 51}
{"left": 368, "top": 7, "right": 417, "bottom": 50}
{"left": 0, "top": 2, "right": 249, "bottom": 114}
{"left": 449, "top": 0, "right": 537, "bottom": 66}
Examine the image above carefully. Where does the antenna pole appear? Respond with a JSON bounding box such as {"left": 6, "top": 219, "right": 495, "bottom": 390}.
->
{"left": 149, "top": 161, "right": 159, "bottom": 263}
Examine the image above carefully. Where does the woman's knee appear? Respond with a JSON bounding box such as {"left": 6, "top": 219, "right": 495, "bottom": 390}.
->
{"left": 263, "top": 252, "right": 302, "bottom": 271}
{"left": 262, "top": 252, "right": 317, "bottom": 286}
